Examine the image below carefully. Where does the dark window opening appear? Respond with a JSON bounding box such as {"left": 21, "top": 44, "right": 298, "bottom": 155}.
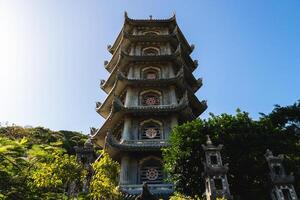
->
{"left": 214, "top": 178, "right": 223, "bottom": 190}
{"left": 282, "top": 189, "right": 292, "bottom": 200}
{"left": 273, "top": 166, "right": 281, "bottom": 175}
{"left": 142, "top": 69, "right": 159, "bottom": 80}
{"left": 210, "top": 155, "right": 218, "bottom": 165}
{"left": 146, "top": 71, "right": 157, "bottom": 79}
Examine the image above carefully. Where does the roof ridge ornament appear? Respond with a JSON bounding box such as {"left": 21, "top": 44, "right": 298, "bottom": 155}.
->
{"left": 206, "top": 135, "right": 213, "bottom": 145}
{"left": 265, "top": 149, "right": 273, "bottom": 158}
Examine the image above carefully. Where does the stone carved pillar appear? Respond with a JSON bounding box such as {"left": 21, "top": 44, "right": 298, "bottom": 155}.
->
{"left": 169, "top": 86, "right": 177, "bottom": 105}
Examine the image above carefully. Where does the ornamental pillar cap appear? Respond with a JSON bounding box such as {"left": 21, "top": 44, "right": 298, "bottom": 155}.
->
{"left": 206, "top": 135, "right": 213, "bottom": 145}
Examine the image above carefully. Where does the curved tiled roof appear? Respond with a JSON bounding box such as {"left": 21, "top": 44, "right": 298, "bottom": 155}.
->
{"left": 105, "top": 132, "right": 169, "bottom": 152}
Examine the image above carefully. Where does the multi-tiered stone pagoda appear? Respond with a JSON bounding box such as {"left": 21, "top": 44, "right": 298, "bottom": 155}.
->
{"left": 92, "top": 12, "right": 207, "bottom": 198}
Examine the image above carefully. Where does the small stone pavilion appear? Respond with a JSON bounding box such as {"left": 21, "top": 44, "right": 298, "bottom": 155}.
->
{"left": 92, "top": 12, "right": 207, "bottom": 198}
{"left": 202, "top": 136, "right": 232, "bottom": 200}
{"left": 265, "top": 149, "right": 298, "bottom": 200}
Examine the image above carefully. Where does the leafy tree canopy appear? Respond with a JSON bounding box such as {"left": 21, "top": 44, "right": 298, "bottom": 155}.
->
{"left": 89, "top": 150, "right": 121, "bottom": 200}
{"left": 0, "top": 126, "right": 88, "bottom": 199}
{"left": 163, "top": 101, "right": 300, "bottom": 200}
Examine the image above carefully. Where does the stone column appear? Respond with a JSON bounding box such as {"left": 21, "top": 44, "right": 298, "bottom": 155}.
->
{"left": 128, "top": 66, "right": 134, "bottom": 79}
{"left": 166, "top": 43, "right": 172, "bottom": 55}
{"left": 122, "top": 117, "right": 131, "bottom": 141}
{"left": 168, "top": 64, "right": 175, "bottom": 78}
{"left": 125, "top": 88, "right": 133, "bottom": 107}
{"left": 170, "top": 86, "right": 177, "bottom": 105}
{"left": 129, "top": 45, "right": 135, "bottom": 56}
{"left": 128, "top": 158, "right": 138, "bottom": 184}
{"left": 120, "top": 155, "right": 130, "bottom": 184}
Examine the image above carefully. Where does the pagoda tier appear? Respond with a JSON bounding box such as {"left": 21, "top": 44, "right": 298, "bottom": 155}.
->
{"left": 92, "top": 13, "right": 206, "bottom": 199}
{"left": 93, "top": 95, "right": 207, "bottom": 147}
{"left": 97, "top": 71, "right": 203, "bottom": 118}
{"left": 101, "top": 64, "right": 201, "bottom": 94}
{"left": 96, "top": 89, "right": 206, "bottom": 119}
{"left": 104, "top": 45, "right": 198, "bottom": 74}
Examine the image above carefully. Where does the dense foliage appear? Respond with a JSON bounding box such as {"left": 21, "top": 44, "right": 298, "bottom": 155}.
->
{"left": 89, "top": 150, "right": 121, "bottom": 200}
{"left": 0, "top": 126, "right": 88, "bottom": 199}
{"left": 163, "top": 101, "right": 300, "bottom": 200}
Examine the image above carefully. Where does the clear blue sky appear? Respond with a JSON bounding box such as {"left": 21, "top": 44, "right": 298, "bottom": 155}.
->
{"left": 0, "top": 0, "right": 299, "bottom": 133}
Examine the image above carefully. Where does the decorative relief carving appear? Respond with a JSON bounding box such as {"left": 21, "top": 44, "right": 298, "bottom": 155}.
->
{"left": 146, "top": 168, "right": 159, "bottom": 180}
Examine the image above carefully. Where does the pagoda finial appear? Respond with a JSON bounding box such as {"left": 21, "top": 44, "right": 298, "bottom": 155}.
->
{"left": 206, "top": 135, "right": 212, "bottom": 145}
{"left": 124, "top": 11, "right": 128, "bottom": 19}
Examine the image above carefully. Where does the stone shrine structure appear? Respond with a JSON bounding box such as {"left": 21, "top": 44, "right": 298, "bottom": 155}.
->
{"left": 91, "top": 12, "right": 207, "bottom": 198}
{"left": 202, "top": 135, "right": 232, "bottom": 200}
{"left": 74, "top": 135, "right": 97, "bottom": 193}
{"left": 265, "top": 149, "right": 298, "bottom": 200}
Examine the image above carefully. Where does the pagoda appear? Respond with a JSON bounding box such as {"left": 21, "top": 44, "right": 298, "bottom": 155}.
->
{"left": 92, "top": 12, "right": 207, "bottom": 198}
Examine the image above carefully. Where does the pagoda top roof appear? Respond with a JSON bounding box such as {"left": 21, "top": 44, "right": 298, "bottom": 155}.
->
{"left": 107, "top": 12, "right": 194, "bottom": 57}
{"left": 124, "top": 12, "right": 177, "bottom": 25}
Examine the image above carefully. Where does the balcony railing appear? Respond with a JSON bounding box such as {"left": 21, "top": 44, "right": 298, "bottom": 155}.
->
{"left": 119, "top": 183, "right": 174, "bottom": 195}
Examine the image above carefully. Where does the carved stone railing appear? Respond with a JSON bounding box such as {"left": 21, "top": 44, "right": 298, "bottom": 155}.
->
{"left": 119, "top": 183, "right": 174, "bottom": 195}
{"left": 123, "top": 139, "right": 168, "bottom": 146}
{"left": 105, "top": 133, "right": 169, "bottom": 151}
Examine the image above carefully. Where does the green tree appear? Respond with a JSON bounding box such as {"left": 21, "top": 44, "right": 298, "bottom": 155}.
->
{"left": 168, "top": 193, "right": 197, "bottom": 200}
{"left": 0, "top": 126, "right": 88, "bottom": 199}
{"left": 163, "top": 102, "right": 300, "bottom": 200}
{"left": 31, "top": 153, "right": 84, "bottom": 198}
{"left": 89, "top": 150, "right": 121, "bottom": 200}
{"left": 0, "top": 137, "right": 35, "bottom": 199}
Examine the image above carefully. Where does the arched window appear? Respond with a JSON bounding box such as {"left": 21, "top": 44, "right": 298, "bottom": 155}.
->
{"left": 143, "top": 31, "right": 159, "bottom": 36}
{"left": 140, "top": 119, "right": 162, "bottom": 139}
{"left": 141, "top": 92, "right": 161, "bottom": 106}
{"left": 142, "top": 66, "right": 160, "bottom": 80}
{"left": 142, "top": 47, "right": 159, "bottom": 56}
{"left": 139, "top": 157, "right": 163, "bottom": 184}
{"left": 145, "top": 70, "right": 158, "bottom": 79}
